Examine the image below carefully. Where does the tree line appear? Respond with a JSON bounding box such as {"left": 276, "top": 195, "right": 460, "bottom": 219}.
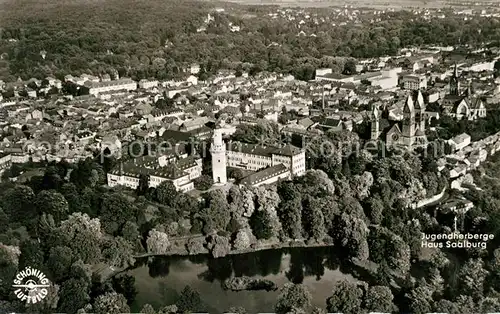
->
{"left": 1, "top": 0, "right": 500, "bottom": 81}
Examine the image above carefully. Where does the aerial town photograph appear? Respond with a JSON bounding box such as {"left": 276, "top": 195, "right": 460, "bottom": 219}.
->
{"left": 2, "top": 0, "right": 500, "bottom": 313}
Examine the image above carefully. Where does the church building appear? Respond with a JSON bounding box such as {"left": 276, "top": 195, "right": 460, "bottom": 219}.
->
{"left": 370, "top": 90, "right": 427, "bottom": 149}
{"left": 440, "top": 64, "right": 486, "bottom": 120}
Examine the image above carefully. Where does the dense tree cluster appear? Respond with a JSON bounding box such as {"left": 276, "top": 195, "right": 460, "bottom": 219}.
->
{"left": 2, "top": 119, "right": 500, "bottom": 312}
{"left": 431, "top": 109, "right": 500, "bottom": 142}
{"left": 1, "top": 0, "right": 500, "bottom": 81}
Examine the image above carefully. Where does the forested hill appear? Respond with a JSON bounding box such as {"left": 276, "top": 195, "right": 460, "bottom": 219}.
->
{"left": 0, "top": 0, "right": 500, "bottom": 81}
{"left": 0, "top": 0, "right": 213, "bottom": 81}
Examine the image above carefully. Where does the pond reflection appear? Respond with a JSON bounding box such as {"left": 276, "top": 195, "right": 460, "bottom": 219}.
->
{"left": 130, "top": 246, "right": 361, "bottom": 313}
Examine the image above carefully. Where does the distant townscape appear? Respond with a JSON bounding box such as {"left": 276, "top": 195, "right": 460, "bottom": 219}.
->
{"left": 2, "top": 0, "right": 500, "bottom": 313}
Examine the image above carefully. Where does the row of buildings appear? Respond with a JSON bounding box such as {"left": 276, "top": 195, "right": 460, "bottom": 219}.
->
{"left": 0, "top": 44, "right": 497, "bottom": 194}
{"left": 368, "top": 67, "right": 487, "bottom": 150}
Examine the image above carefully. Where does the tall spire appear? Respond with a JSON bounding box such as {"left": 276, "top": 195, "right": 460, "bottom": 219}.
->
{"left": 370, "top": 102, "right": 380, "bottom": 140}
{"left": 465, "top": 81, "right": 472, "bottom": 97}
{"left": 450, "top": 63, "right": 460, "bottom": 96}
{"left": 414, "top": 90, "right": 425, "bottom": 111}
{"left": 402, "top": 93, "right": 416, "bottom": 142}
{"left": 403, "top": 94, "right": 415, "bottom": 114}
{"left": 371, "top": 102, "right": 379, "bottom": 118}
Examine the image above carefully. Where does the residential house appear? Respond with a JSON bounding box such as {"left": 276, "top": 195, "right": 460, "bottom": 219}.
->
{"left": 0, "top": 153, "right": 12, "bottom": 173}
{"left": 448, "top": 133, "right": 471, "bottom": 152}
{"left": 402, "top": 74, "right": 427, "bottom": 90}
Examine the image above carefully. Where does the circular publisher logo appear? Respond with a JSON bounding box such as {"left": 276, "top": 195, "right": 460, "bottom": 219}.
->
{"left": 12, "top": 267, "right": 50, "bottom": 304}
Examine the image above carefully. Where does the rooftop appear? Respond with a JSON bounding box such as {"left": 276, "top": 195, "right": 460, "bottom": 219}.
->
{"left": 228, "top": 141, "right": 303, "bottom": 157}
{"left": 240, "top": 164, "right": 289, "bottom": 186}
{"left": 110, "top": 156, "right": 199, "bottom": 180}
{"left": 84, "top": 78, "right": 136, "bottom": 88}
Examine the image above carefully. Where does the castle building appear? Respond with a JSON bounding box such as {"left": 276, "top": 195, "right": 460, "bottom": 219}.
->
{"left": 107, "top": 153, "right": 202, "bottom": 193}
{"left": 226, "top": 141, "right": 306, "bottom": 177}
{"left": 371, "top": 91, "right": 427, "bottom": 149}
{"left": 210, "top": 128, "right": 228, "bottom": 184}
{"left": 210, "top": 126, "right": 306, "bottom": 186}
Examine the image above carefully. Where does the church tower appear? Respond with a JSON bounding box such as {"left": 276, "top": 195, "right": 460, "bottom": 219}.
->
{"left": 449, "top": 64, "right": 460, "bottom": 96}
{"left": 413, "top": 90, "right": 426, "bottom": 132}
{"left": 210, "top": 128, "right": 227, "bottom": 184}
{"left": 464, "top": 81, "right": 473, "bottom": 98}
{"left": 402, "top": 94, "right": 415, "bottom": 146}
{"left": 370, "top": 103, "right": 380, "bottom": 140}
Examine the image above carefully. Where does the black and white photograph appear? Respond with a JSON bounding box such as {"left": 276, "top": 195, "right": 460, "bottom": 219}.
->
{"left": 1, "top": 0, "right": 500, "bottom": 313}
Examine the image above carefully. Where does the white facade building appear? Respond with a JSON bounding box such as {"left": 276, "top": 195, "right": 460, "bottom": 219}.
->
{"left": 84, "top": 78, "right": 137, "bottom": 96}
{"left": 402, "top": 74, "right": 427, "bottom": 90}
{"left": 107, "top": 155, "right": 202, "bottom": 193}
{"left": 226, "top": 142, "right": 306, "bottom": 177}
{"left": 0, "top": 153, "right": 12, "bottom": 173}
{"left": 240, "top": 164, "right": 290, "bottom": 187}
{"left": 315, "top": 68, "right": 333, "bottom": 77}
{"left": 448, "top": 133, "right": 471, "bottom": 152}
{"left": 138, "top": 79, "right": 159, "bottom": 89}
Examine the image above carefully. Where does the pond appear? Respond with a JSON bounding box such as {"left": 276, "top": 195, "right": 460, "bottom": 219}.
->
{"left": 127, "top": 246, "right": 369, "bottom": 313}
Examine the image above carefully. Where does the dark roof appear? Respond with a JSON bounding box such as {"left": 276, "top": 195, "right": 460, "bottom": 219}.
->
{"left": 227, "top": 142, "right": 302, "bottom": 157}
{"left": 471, "top": 97, "right": 484, "bottom": 109}
{"left": 186, "top": 126, "right": 211, "bottom": 137}
{"left": 150, "top": 164, "right": 188, "bottom": 180}
{"left": 110, "top": 163, "right": 149, "bottom": 178}
{"left": 161, "top": 130, "right": 193, "bottom": 143}
{"left": 152, "top": 108, "right": 183, "bottom": 116}
{"left": 321, "top": 117, "right": 343, "bottom": 127}
{"left": 379, "top": 119, "right": 400, "bottom": 139}
{"left": 84, "top": 78, "right": 135, "bottom": 88}
{"left": 175, "top": 156, "right": 200, "bottom": 169}
{"left": 273, "top": 144, "right": 303, "bottom": 156}
{"left": 109, "top": 157, "right": 198, "bottom": 180}
{"left": 441, "top": 95, "right": 463, "bottom": 107}
{"left": 240, "top": 164, "right": 289, "bottom": 186}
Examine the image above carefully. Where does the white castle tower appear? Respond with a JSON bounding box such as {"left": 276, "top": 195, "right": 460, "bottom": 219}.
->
{"left": 210, "top": 127, "right": 227, "bottom": 184}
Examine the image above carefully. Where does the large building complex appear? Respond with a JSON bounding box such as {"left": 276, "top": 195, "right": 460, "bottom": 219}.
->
{"left": 226, "top": 141, "right": 306, "bottom": 176}
{"left": 210, "top": 127, "right": 306, "bottom": 186}
{"left": 107, "top": 154, "right": 202, "bottom": 193}
{"left": 83, "top": 78, "right": 138, "bottom": 96}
